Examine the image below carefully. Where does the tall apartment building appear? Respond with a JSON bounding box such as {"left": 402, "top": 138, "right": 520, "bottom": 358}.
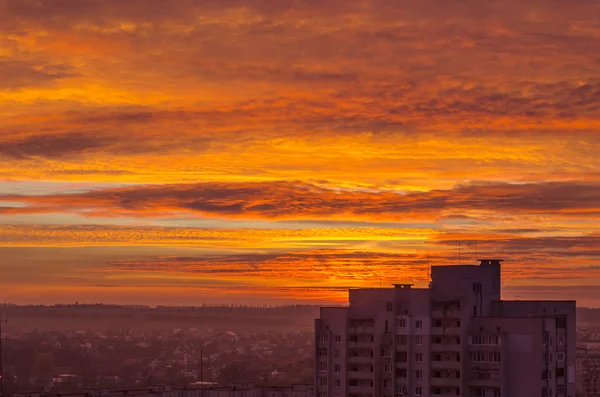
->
{"left": 315, "top": 259, "right": 576, "bottom": 397}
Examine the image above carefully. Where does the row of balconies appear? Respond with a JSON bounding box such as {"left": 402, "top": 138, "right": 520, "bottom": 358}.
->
{"left": 349, "top": 326, "right": 376, "bottom": 334}
{"left": 393, "top": 360, "right": 462, "bottom": 370}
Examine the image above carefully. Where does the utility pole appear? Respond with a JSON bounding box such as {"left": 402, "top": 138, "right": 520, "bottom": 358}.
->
{"left": 199, "top": 348, "right": 204, "bottom": 397}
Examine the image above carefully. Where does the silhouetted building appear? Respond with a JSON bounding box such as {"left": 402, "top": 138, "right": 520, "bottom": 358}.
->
{"left": 315, "top": 259, "right": 576, "bottom": 397}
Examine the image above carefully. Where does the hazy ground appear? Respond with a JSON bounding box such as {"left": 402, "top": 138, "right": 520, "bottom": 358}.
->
{"left": 2, "top": 304, "right": 321, "bottom": 333}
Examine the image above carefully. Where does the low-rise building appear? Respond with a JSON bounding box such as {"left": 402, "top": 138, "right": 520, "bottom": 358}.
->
{"left": 14, "top": 384, "right": 314, "bottom": 397}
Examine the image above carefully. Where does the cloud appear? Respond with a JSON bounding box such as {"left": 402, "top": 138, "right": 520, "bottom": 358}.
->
{"left": 2, "top": 180, "right": 600, "bottom": 220}
{"left": 0, "top": 130, "right": 214, "bottom": 160}
{"left": 0, "top": 58, "right": 76, "bottom": 90}
{"left": 0, "top": 132, "right": 109, "bottom": 159}
{"left": 100, "top": 249, "right": 600, "bottom": 285}
{"left": 102, "top": 250, "right": 432, "bottom": 283}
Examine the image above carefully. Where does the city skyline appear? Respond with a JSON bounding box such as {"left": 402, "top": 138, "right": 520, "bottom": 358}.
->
{"left": 1, "top": 0, "right": 600, "bottom": 306}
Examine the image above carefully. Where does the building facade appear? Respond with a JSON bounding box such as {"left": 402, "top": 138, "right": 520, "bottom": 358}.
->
{"left": 315, "top": 259, "right": 576, "bottom": 397}
{"left": 577, "top": 347, "right": 600, "bottom": 397}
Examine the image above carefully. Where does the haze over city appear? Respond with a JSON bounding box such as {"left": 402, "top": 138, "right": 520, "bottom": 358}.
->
{"left": 1, "top": 0, "right": 600, "bottom": 307}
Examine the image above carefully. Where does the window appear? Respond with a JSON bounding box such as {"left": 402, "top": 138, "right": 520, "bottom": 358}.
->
{"left": 383, "top": 379, "right": 392, "bottom": 387}
{"left": 494, "top": 389, "right": 500, "bottom": 397}
{"left": 558, "top": 337, "right": 564, "bottom": 346}
{"left": 416, "top": 320, "right": 423, "bottom": 329}
{"left": 334, "top": 364, "right": 340, "bottom": 373}
{"left": 319, "top": 377, "right": 327, "bottom": 386}
{"left": 381, "top": 349, "right": 392, "bottom": 358}
{"left": 334, "top": 349, "right": 340, "bottom": 358}
{"left": 470, "top": 352, "right": 500, "bottom": 363}
{"left": 386, "top": 302, "right": 393, "bottom": 311}
{"left": 318, "top": 348, "right": 328, "bottom": 357}
{"left": 319, "top": 333, "right": 328, "bottom": 343}
{"left": 318, "top": 393, "right": 326, "bottom": 397}
{"left": 396, "top": 318, "right": 407, "bottom": 328}
{"left": 384, "top": 363, "right": 393, "bottom": 372}
{"left": 433, "top": 319, "right": 442, "bottom": 327}
{"left": 557, "top": 353, "right": 565, "bottom": 361}
{"left": 318, "top": 362, "right": 328, "bottom": 372}
{"left": 334, "top": 335, "right": 341, "bottom": 343}
{"left": 556, "top": 368, "right": 565, "bottom": 377}
{"left": 416, "top": 370, "right": 423, "bottom": 379}
{"left": 396, "top": 385, "right": 407, "bottom": 394}
{"left": 416, "top": 336, "right": 423, "bottom": 345}
{"left": 415, "top": 353, "right": 423, "bottom": 362}
{"left": 415, "top": 387, "right": 422, "bottom": 396}
{"left": 335, "top": 380, "right": 340, "bottom": 387}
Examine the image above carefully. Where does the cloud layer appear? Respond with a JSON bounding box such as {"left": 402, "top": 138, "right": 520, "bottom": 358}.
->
{"left": 0, "top": 0, "right": 599, "bottom": 304}
{"left": 2, "top": 180, "right": 600, "bottom": 220}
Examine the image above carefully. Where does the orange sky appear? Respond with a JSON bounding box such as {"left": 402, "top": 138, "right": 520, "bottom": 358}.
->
{"left": 1, "top": 0, "right": 600, "bottom": 306}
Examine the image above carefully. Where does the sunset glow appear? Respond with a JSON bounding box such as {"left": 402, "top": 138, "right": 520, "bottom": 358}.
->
{"left": 1, "top": 0, "right": 600, "bottom": 306}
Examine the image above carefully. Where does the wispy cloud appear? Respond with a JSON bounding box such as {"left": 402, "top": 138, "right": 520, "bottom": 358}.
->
{"left": 2, "top": 181, "right": 600, "bottom": 220}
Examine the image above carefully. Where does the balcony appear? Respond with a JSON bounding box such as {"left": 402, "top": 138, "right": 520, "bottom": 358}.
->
{"left": 347, "top": 385, "right": 374, "bottom": 394}
{"left": 395, "top": 361, "right": 409, "bottom": 369}
{"left": 432, "top": 309, "right": 462, "bottom": 319}
{"left": 431, "top": 360, "right": 462, "bottom": 370}
{"left": 348, "top": 356, "right": 374, "bottom": 364}
{"left": 431, "top": 388, "right": 461, "bottom": 397}
{"left": 430, "top": 376, "right": 461, "bottom": 387}
{"left": 349, "top": 326, "right": 375, "bottom": 334}
{"left": 431, "top": 343, "right": 462, "bottom": 352}
{"left": 431, "top": 327, "right": 462, "bottom": 336}
{"left": 469, "top": 378, "right": 501, "bottom": 388}
{"left": 349, "top": 341, "right": 375, "bottom": 348}
{"left": 348, "top": 370, "right": 374, "bottom": 380}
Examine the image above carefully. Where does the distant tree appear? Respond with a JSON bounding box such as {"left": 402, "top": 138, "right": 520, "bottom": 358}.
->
{"left": 216, "top": 362, "right": 244, "bottom": 385}
{"left": 32, "top": 352, "right": 55, "bottom": 376}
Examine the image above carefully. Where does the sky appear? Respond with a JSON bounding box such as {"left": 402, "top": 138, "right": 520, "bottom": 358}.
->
{"left": 1, "top": 0, "right": 600, "bottom": 307}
